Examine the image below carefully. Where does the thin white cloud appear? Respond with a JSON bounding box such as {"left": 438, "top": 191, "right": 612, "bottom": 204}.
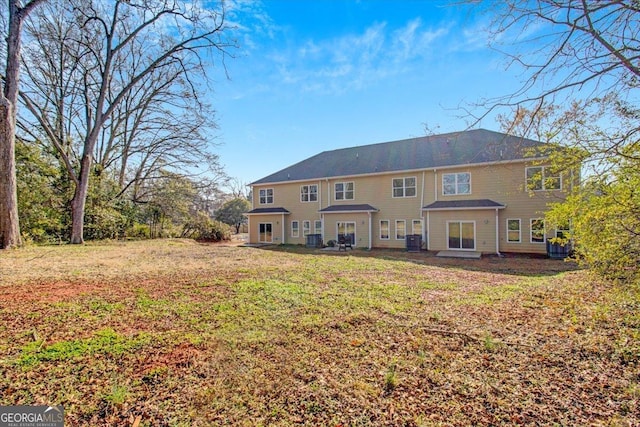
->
{"left": 270, "top": 19, "right": 450, "bottom": 95}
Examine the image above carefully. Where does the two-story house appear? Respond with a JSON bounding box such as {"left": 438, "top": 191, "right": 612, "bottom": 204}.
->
{"left": 245, "top": 129, "right": 571, "bottom": 255}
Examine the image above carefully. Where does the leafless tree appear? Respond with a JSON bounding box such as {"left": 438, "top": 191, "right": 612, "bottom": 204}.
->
{"left": 18, "top": 0, "right": 235, "bottom": 243}
{"left": 0, "top": 0, "right": 46, "bottom": 249}
{"left": 469, "top": 0, "right": 640, "bottom": 127}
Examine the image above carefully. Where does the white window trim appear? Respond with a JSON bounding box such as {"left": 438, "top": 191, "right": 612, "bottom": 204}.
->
{"left": 395, "top": 220, "right": 406, "bottom": 240}
{"left": 314, "top": 220, "right": 322, "bottom": 235}
{"left": 291, "top": 221, "right": 299, "bottom": 238}
{"left": 259, "top": 188, "right": 274, "bottom": 205}
{"left": 392, "top": 176, "right": 417, "bottom": 198}
{"left": 526, "top": 166, "right": 562, "bottom": 191}
{"left": 300, "top": 184, "right": 318, "bottom": 203}
{"left": 379, "top": 220, "right": 390, "bottom": 240}
{"left": 446, "top": 220, "right": 476, "bottom": 251}
{"left": 506, "top": 218, "right": 521, "bottom": 243}
{"left": 334, "top": 181, "right": 355, "bottom": 201}
{"left": 442, "top": 172, "right": 472, "bottom": 196}
{"left": 530, "top": 218, "right": 546, "bottom": 244}
{"left": 302, "top": 220, "right": 311, "bottom": 236}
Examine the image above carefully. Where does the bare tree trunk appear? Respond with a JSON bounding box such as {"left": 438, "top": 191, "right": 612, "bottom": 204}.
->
{"left": 69, "top": 153, "right": 92, "bottom": 244}
{"left": 0, "top": 0, "right": 46, "bottom": 249}
{"left": 1, "top": 2, "right": 25, "bottom": 249}
{"left": 0, "top": 99, "right": 20, "bottom": 249}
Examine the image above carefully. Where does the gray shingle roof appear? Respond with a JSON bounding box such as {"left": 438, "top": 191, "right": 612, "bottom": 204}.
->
{"left": 422, "top": 199, "right": 506, "bottom": 210}
{"left": 251, "top": 129, "right": 545, "bottom": 185}
{"left": 318, "top": 204, "right": 379, "bottom": 213}
{"left": 245, "top": 207, "right": 291, "bottom": 215}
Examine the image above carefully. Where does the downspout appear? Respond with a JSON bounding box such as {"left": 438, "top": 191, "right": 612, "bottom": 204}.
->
{"left": 434, "top": 169, "right": 438, "bottom": 201}
{"left": 368, "top": 211, "right": 372, "bottom": 250}
{"left": 420, "top": 171, "right": 426, "bottom": 247}
{"left": 426, "top": 211, "right": 430, "bottom": 250}
{"left": 282, "top": 213, "right": 286, "bottom": 245}
{"left": 495, "top": 208, "right": 501, "bottom": 256}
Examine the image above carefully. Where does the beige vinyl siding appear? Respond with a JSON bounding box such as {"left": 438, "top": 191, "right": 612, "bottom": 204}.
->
{"left": 428, "top": 210, "right": 497, "bottom": 253}
{"left": 250, "top": 159, "right": 571, "bottom": 252}
{"left": 322, "top": 213, "right": 370, "bottom": 248}
{"left": 248, "top": 215, "right": 283, "bottom": 244}
{"left": 252, "top": 181, "right": 324, "bottom": 245}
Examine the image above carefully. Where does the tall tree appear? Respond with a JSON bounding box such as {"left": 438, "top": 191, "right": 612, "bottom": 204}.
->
{"left": 0, "top": 0, "right": 46, "bottom": 249}
{"left": 473, "top": 0, "right": 640, "bottom": 115}
{"left": 477, "top": 0, "right": 640, "bottom": 282}
{"left": 19, "top": 0, "right": 234, "bottom": 244}
{"left": 215, "top": 197, "right": 250, "bottom": 234}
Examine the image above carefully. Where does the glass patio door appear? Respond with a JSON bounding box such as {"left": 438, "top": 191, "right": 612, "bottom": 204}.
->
{"left": 448, "top": 221, "right": 475, "bottom": 250}
{"left": 337, "top": 221, "right": 356, "bottom": 247}
{"left": 259, "top": 223, "right": 273, "bottom": 243}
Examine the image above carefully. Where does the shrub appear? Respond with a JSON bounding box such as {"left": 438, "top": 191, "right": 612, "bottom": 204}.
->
{"left": 182, "top": 213, "right": 232, "bottom": 242}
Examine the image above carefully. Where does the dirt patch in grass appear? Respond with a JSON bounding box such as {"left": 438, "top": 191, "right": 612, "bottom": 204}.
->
{"left": 0, "top": 240, "right": 638, "bottom": 426}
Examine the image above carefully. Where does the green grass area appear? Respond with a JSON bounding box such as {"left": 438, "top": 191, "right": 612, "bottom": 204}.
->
{"left": 0, "top": 240, "right": 637, "bottom": 426}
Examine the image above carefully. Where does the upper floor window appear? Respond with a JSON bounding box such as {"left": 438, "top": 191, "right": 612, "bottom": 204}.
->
{"left": 300, "top": 184, "right": 318, "bottom": 202}
{"left": 526, "top": 166, "right": 561, "bottom": 191}
{"left": 259, "top": 188, "right": 273, "bottom": 204}
{"left": 443, "top": 172, "right": 471, "bottom": 195}
{"left": 392, "top": 177, "right": 416, "bottom": 198}
{"left": 335, "top": 182, "right": 354, "bottom": 200}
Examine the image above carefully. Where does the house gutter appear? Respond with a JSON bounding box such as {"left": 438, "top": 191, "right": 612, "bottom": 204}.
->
{"left": 282, "top": 213, "right": 286, "bottom": 244}
{"left": 495, "top": 208, "right": 501, "bottom": 256}
{"left": 368, "top": 211, "right": 373, "bottom": 250}
{"left": 420, "top": 171, "right": 426, "bottom": 248}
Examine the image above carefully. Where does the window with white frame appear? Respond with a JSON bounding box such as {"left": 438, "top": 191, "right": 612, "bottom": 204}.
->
{"left": 291, "top": 221, "right": 299, "bottom": 238}
{"left": 392, "top": 177, "right": 416, "bottom": 198}
{"left": 380, "top": 220, "right": 390, "bottom": 240}
{"left": 412, "top": 219, "right": 423, "bottom": 236}
{"left": 259, "top": 188, "right": 273, "bottom": 204}
{"left": 507, "top": 219, "right": 521, "bottom": 243}
{"left": 314, "top": 220, "right": 322, "bottom": 234}
{"left": 300, "top": 184, "right": 318, "bottom": 202}
{"left": 526, "top": 166, "right": 561, "bottom": 191}
{"left": 303, "top": 220, "right": 311, "bottom": 236}
{"left": 335, "top": 181, "right": 354, "bottom": 200}
{"left": 443, "top": 172, "right": 471, "bottom": 195}
{"left": 395, "top": 220, "right": 406, "bottom": 240}
{"left": 530, "top": 218, "right": 545, "bottom": 243}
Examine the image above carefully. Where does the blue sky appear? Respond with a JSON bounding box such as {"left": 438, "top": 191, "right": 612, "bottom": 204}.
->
{"left": 212, "top": 0, "right": 527, "bottom": 185}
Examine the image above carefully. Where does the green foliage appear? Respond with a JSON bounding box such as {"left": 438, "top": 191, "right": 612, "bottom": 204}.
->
{"left": 215, "top": 197, "right": 251, "bottom": 233}
{"left": 502, "top": 97, "right": 640, "bottom": 286}
{"left": 84, "top": 172, "right": 130, "bottom": 240}
{"left": 19, "top": 328, "right": 151, "bottom": 367}
{"left": 16, "top": 140, "right": 67, "bottom": 243}
{"left": 182, "top": 211, "right": 232, "bottom": 241}
{"left": 547, "top": 153, "right": 640, "bottom": 284}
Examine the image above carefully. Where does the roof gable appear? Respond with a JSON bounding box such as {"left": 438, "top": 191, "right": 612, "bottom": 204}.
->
{"left": 251, "top": 129, "right": 546, "bottom": 185}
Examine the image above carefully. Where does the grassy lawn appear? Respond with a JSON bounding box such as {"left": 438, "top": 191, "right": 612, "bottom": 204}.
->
{"left": 0, "top": 239, "right": 638, "bottom": 426}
